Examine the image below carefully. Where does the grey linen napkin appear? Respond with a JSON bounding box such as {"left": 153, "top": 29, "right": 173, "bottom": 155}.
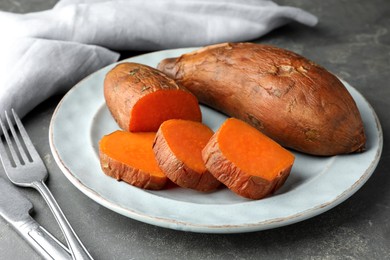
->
{"left": 0, "top": 0, "right": 318, "bottom": 120}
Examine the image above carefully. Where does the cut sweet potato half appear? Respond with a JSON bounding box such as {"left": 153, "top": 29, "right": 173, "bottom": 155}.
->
{"left": 202, "top": 118, "right": 295, "bottom": 199}
{"left": 99, "top": 130, "right": 167, "bottom": 190}
{"left": 104, "top": 62, "right": 202, "bottom": 132}
{"left": 153, "top": 119, "right": 220, "bottom": 192}
{"left": 130, "top": 89, "right": 201, "bottom": 132}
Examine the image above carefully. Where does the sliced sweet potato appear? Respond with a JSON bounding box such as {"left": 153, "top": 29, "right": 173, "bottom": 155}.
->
{"left": 158, "top": 42, "right": 366, "bottom": 156}
{"left": 202, "top": 118, "right": 295, "bottom": 200}
{"left": 104, "top": 62, "right": 202, "bottom": 132}
{"left": 153, "top": 119, "right": 220, "bottom": 192}
{"left": 99, "top": 130, "right": 167, "bottom": 190}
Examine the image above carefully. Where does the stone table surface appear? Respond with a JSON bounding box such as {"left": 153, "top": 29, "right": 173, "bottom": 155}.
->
{"left": 0, "top": 0, "right": 389, "bottom": 259}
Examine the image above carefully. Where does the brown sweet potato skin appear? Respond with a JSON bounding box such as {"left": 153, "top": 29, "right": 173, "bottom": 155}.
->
{"left": 99, "top": 150, "right": 166, "bottom": 190}
{"left": 158, "top": 42, "right": 366, "bottom": 156}
{"left": 104, "top": 62, "right": 201, "bottom": 132}
{"left": 153, "top": 128, "right": 220, "bottom": 192}
{"left": 202, "top": 133, "right": 291, "bottom": 200}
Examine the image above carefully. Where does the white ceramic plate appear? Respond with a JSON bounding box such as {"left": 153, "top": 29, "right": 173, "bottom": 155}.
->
{"left": 49, "top": 48, "right": 383, "bottom": 233}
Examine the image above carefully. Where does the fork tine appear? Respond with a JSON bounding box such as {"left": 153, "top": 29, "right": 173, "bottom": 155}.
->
{"left": 0, "top": 119, "right": 14, "bottom": 168}
{"left": 5, "top": 110, "right": 31, "bottom": 164}
{"left": 0, "top": 113, "right": 21, "bottom": 167}
{"left": 11, "top": 109, "right": 40, "bottom": 161}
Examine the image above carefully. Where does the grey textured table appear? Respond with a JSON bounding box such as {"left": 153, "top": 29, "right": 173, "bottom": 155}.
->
{"left": 0, "top": 1, "right": 389, "bottom": 259}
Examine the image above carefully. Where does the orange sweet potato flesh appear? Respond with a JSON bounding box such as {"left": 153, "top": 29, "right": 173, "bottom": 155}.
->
{"left": 153, "top": 119, "right": 220, "bottom": 192}
{"left": 104, "top": 62, "right": 202, "bottom": 132}
{"left": 99, "top": 130, "right": 167, "bottom": 190}
{"left": 158, "top": 42, "right": 366, "bottom": 156}
{"left": 203, "top": 118, "right": 295, "bottom": 200}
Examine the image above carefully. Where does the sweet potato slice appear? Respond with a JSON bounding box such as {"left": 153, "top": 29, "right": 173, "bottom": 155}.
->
{"left": 99, "top": 130, "right": 167, "bottom": 190}
{"left": 153, "top": 119, "right": 220, "bottom": 192}
{"left": 104, "top": 62, "right": 201, "bottom": 132}
{"left": 158, "top": 42, "right": 366, "bottom": 156}
{"left": 202, "top": 118, "right": 295, "bottom": 200}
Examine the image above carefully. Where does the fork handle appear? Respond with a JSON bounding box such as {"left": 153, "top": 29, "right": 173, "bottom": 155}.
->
{"left": 33, "top": 180, "right": 93, "bottom": 260}
{"left": 17, "top": 216, "right": 72, "bottom": 260}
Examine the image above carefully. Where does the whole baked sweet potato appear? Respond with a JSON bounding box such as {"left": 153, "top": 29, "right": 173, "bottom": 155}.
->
{"left": 104, "top": 62, "right": 201, "bottom": 132}
{"left": 158, "top": 42, "right": 366, "bottom": 156}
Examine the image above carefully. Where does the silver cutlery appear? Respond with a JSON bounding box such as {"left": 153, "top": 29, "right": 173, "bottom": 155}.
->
{"left": 0, "top": 109, "right": 93, "bottom": 260}
{"left": 0, "top": 177, "right": 71, "bottom": 259}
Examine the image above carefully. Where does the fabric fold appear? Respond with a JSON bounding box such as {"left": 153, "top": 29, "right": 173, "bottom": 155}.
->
{"left": 0, "top": 0, "right": 317, "bottom": 50}
{"left": 0, "top": 38, "right": 119, "bottom": 120}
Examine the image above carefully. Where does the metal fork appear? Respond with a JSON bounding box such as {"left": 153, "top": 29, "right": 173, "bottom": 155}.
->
{"left": 0, "top": 109, "right": 93, "bottom": 260}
